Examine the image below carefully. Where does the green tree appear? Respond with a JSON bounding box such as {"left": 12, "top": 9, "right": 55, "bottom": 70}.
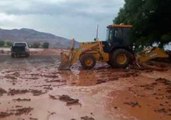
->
{"left": 42, "top": 42, "right": 49, "bottom": 49}
{"left": 32, "top": 42, "right": 40, "bottom": 48}
{"left": 6, "top": 41, "right": 13, "bottom": 47}
{"left": 0, "top": 41, "right": 5, "bottom": 47}
{"left": 114, "top": 0, "right": 171, "bottom": 50}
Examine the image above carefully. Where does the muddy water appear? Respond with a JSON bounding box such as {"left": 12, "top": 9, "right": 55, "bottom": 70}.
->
{"left": 0, "top": 51, "right": 171, "bottom": 120}
{"left": 107, "top": 76, "right": 171, "bottom": 120}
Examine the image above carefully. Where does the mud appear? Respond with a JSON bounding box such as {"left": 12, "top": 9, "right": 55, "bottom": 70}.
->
{"left": 49, "top": 94, "right": 80, "bottom": 106}
{"left": 0, "top": 88, "right": 7, "bottom": 96}
{"left": 0, "top": 112, "right": 12, "bottom": 118}
{"left": 0, "top": 107, "right": 33, "bottom": 118}
{"left": 30, "top": 89, "right": 45, "bottom": 96}
{"left": 13, "top": 98, "right": 31, "bottom": 102}
{"left": 0, "top": 49, "right": 171, "bottom": 120}
{"left": 8, "top": 89, "right": 30, "bottom": 95}
{"left": 13, "top": 107, "right": 33, "bottom": 116}
{"left": 7, "top": 89, "right": 44, "bottom": 96}
{"left": 108, "top": 75, "right": 171, "bottom": 120}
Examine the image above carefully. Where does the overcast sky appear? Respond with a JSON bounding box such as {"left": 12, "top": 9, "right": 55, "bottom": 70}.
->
{"left": 0, "top": 0, "right": 124, "bottom": 42}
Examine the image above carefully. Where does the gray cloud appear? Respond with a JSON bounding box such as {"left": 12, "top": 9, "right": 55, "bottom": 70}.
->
{"left": 0, "top": 0, "right": 124, "bottom": 41}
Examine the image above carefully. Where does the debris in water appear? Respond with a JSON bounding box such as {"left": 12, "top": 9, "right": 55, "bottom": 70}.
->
{"left": 0, "top": 112, "right": 12, "bottom": 118}
{"left": 0, "top": 88, "right": 7, "bottom": 96}
{"left": 13, "top": 107, "right": 33, "bottom": 116}
{"left": 49, "top": 95, "right": 58, "bottom": 100}
{"left": 8, "top": 89, "right": 29, "bottom": 95}
{"left": 13, "top": 98, "right": 31, "bottom": 102}
{"left": 124, "top": 101, "right": 141, "bottom": 107}
{"left": 59, "top": 95, "right": 79, "bottom": 105}
{"left": 81, "top": 116, "right": 95, "bottom": 120}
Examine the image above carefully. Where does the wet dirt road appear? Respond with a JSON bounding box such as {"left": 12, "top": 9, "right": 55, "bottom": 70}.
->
{"left": 0, "top": 49, "right": 171, "bottom": 120}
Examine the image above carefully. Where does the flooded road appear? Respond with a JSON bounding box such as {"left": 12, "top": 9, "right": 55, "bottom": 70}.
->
{"left": 0, "top": 49, "right": 171, "bottom": 120}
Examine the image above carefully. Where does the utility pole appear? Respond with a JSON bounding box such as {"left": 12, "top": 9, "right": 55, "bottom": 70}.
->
{"left": 96, "top": 24, "right": 99, "bottom": 40}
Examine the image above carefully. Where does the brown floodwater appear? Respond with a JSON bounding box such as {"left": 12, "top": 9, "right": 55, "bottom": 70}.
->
{"left": 0, "top": 49, "right": 171, "bottom": 120}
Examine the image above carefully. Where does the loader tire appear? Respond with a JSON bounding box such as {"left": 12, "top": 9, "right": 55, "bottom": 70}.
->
{"left": 107, "top": 61, "right": 112, "bottom": 66}
{"left": 110, "top": 49, "right": 131, "bottom": 68}
{"left": 80, "top": 54, "right": 96, "bottom": 69}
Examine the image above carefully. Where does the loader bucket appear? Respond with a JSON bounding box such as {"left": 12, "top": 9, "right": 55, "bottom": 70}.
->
{"left": 58, "top": 52, "right": 71, "bottom": 70}
{"left": 58, "top": 39, "right": 76, "bottom": 70}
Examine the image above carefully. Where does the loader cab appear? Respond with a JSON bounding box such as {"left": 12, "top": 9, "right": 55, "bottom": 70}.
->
{"left": 103, "top": 24, "right": 133, "bottom": 52}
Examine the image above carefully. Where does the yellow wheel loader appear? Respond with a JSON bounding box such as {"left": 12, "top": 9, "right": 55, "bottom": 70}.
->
{"left": 59, "top": 24, "right": 169, "bottom": 70}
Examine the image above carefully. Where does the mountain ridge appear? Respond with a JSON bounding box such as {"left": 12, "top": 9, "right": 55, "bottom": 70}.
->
{"left": 0, "top": 28, "right": 79, "bottom": 48}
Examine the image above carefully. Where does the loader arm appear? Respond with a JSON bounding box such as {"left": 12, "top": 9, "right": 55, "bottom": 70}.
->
{"left": 136, "top": 47, "right": 169, "bottom": 64}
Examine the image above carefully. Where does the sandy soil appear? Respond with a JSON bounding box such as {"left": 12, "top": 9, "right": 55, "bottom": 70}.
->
{"left": 0, "top": 49, "right": 171, "bottom": 120}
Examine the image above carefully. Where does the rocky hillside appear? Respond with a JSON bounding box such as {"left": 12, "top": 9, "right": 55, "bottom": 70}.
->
{"left": 0, "top": 28, "right": 79, "bottom": 48}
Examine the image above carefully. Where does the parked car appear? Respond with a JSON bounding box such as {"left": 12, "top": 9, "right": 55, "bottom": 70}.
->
{"left": 11, "top": 42, "right": 30, "bottom": 58}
